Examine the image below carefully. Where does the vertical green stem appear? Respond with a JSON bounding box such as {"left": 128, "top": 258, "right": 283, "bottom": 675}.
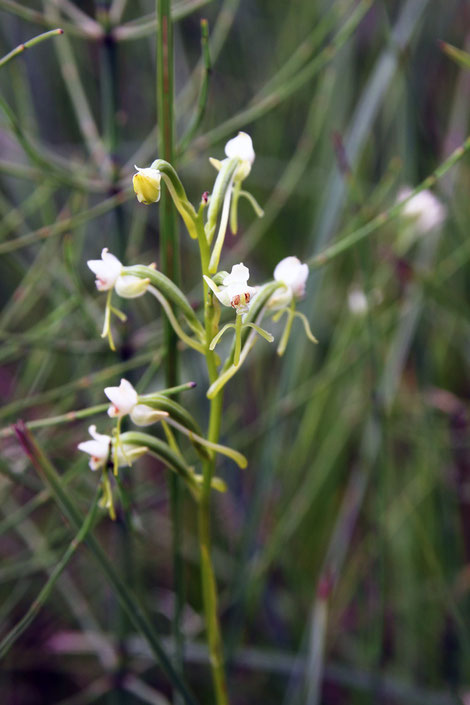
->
{"left": 156, "top": 0, "right": 185, "bottom": 690}
{"left": 197, "top": 223, "right": 229, "bottom": 705}
{"left": 233, "top": 313, "right": 242, "bottom": 367}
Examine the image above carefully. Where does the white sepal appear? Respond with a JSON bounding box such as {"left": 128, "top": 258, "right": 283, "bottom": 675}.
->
{"left": 274, "top": 256, "right": 309, "bottom": 299}
{"left": 78, "top": 425, "right": 112, "bottom": 471}
{"left": 104, "top": 378, "right": 138, "bottom": 418}
{"left": 87, "top": 248, "right": 123, "bottom": 291}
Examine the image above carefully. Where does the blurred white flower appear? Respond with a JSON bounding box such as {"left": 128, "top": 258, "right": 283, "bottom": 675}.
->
{"left": 268, "top": 256, "right": 309, "bottom": 310}
{"left": 87, "top": 248, "right": 122, "bottom": 292}
{"left": 274, "top": 256, "right": 309, "bottom": 298}
{"left": 78, "top": 425, "right": 111, "bottom": 471}
{"left": 397, "top": 187, "right": 446, "bottom": 234}
{"left": 133, "top": 165, "right": 161, "bottom": 205}
{"left": 348, "top": 286, "right": 368, "bottom": 315}
{"left": 204, "top": 263, "right": 257, "bottom": 313}
{"left": 105, "top": 378, "right": 138, "bottom": 418}
{"left": 78, "top": 424, "right": 148, "bottom": 471}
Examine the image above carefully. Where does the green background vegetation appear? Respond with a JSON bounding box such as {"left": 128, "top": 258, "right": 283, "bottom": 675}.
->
{"left": 1, "top": 0, "right": 470, "bottom": 703}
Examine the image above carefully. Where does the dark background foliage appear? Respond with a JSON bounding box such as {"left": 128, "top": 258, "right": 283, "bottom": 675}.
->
{"left": 1, "top": 0, "right": 470, "bottom": 703}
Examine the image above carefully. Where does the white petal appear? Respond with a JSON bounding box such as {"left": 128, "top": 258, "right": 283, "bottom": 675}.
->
{"left": 77, "top": 439, "right": 107, "bottom": 457}
{"left": 274, "top": 256, "right": 309, "bottom": 298}
{"left": 87, "top": 248, "right": 122, "bottom": 291}
{"left": 203, "top": 275, "right": 232, "bottom": 307}
{"left": 104, "top": 378, "right": 138, "bottom": 417}
{"left": 222, "top": 263, "right": 250, "bottom": 287}
{"left": 78, "top": 425, "right": 111, "bottom": 470}
{"left": 224, "top": 132, "right": 255, "bottom": 164}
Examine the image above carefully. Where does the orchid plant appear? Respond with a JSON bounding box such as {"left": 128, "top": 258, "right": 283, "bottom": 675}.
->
{"left": 79, "top": 130, "right": 316, "bottom": 705}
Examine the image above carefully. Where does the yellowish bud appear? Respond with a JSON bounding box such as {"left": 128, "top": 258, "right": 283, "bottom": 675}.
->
{"left": 133, "top": 166, "right": 161, "bottom": 205}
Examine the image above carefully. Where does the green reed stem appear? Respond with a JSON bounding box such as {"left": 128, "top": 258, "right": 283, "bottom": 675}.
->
{"left": 0, "top": 1, "right": 93, "bottom": 38}
{"left": 0, "top": 489, "right": 100, "bottom": 658}
{"left": 197, "top": 220, "right": 229, "bottom": 705}
{"left": 177, "top": 18, "right": 211, "bottom": 155}
{"left": 0, "top": 28, "right": 63, "bottom": 69}
{"left": 13, "top": 422, "right": 199, "bottom": 705}
{"left": 309, "top": 134, "right": 470, "bottom": 270}
{"left": 157, "top": 0, "right": 185, "bottom": 691}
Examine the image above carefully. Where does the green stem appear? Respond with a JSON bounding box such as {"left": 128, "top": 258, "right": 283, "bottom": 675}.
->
{"left": 0, "top": 28, "right": 64, "bottom": 69}
{"left": 13, "top": 423, "right": 198, "bottom": 705}
{"left": 233, "top": 313, "right": 242, "bottom": 367}
{"left": 277, "top": 301, "right": 295, "bottom": 357}
{"left": 197, "top": 218, "right": 229, "bottom": 705}
{"left": 309, "top": 134, "right": 470, "bottom": 270}
{"left": 0, "top": 489, "right": 99, "bottom": 658}
{"left": 157, "top": 0, "right": 185, "bottom": 691}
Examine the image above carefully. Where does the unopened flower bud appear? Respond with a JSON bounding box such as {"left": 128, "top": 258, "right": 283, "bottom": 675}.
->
{"left": 133, "top": 165, "right": 162, "bottom": 205}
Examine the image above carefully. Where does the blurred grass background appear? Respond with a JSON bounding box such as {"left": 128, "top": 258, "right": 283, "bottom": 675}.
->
{"left": 1, "top": 0, "right": 470, "bottom": 703}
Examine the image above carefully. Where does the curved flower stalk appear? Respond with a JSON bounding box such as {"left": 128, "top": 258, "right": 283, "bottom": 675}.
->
{"left": 206, "top": 280, "right": 284, "bottom": 399}
{"left": 204, "top": 263, "right": 274, "bottom": 367}
{"left": 88, "top": 251, "right": 205, "bottom": 352}
{"left": 121, "top": 431, "right": 228, "bottom": 501}
{"left": 104, "top": 379, "right": 247, "bottom": 468}
{"left": 268, "top": 256, "right": 318, "bottom": 356}
{"left": 133, "top": 159, "right": 199, "bottom": 240}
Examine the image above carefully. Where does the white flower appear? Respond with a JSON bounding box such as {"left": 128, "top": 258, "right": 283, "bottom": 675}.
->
{"left": 78, "top": 425, "right": 148, "bottom": 471}
{"left": 397, "top": 187, "right": 446, "bottom": 234}
{"left": 87, "top": 248, "right": 122, "bottom": 292}
{"left": 224, "top": 132, "right": 255, "bottom": 181}
{"left": 103, "top": 379, "right": 168, "bottom": 426}
{"left": 204, "top": 263, "right": 257, "bottom": 313}
{"left": 268, "top": 256, "right": 309, "bottom": 309}
{"left": 348, "top": 286, "right": 368, "bottom": 315}
{"left": 225, "top": 132, "right": 255, "bottom": 164}
{"left": 105, "top": 378, "right": 138, "bottom": 418}
{"left": 87, "top": 249, "right": 149, "bottom": 299}
{"left": 78, "top": 425, "right": 112, "bottom": 471}
{"left": 274, "top": 256, "right": 309, "bottom": 298}
{"left": 133, "top": 166, "right": 161, "bottom": 205}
